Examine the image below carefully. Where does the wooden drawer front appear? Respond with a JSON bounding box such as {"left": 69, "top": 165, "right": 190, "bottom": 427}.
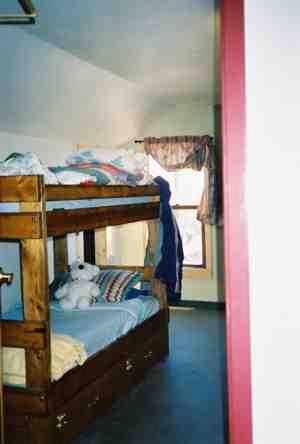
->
{"left": 50, "top": 310, "right": 168, "bottom": 411}
{"left": 51, "top": 331, "right": 131, "bottom": 411}
{"left": 6, "top": 427, "right": 29, "bottom": 444}
{"left": 129, "top": 310, "right": 167, "bottom": 348}
{"left": 5, "top": 416, "right": 30, "bottom": 444}
{"left": 4, "top": 387, "right": 48, "bottom": 416}
{"left": 131, "top": 329, "right": 169, "bottom": 383}
{"left": 54, "top": 359, "right": 132, "bottom": 444}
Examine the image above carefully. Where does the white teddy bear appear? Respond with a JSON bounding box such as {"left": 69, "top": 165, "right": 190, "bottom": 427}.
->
{"left": 54, "top": 260, "right": 101, "bottom": 309}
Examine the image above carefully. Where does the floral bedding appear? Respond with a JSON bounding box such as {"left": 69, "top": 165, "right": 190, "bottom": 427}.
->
{"left": 0, "top": 148, "right": 153, "bottom": 186}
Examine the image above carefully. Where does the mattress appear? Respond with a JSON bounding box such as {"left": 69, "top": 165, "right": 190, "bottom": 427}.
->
{"left": 49, "top": 296, "right": 159, "bottom": 356}
{"left": 3, "top": 295, "right": 159, "bottom": 386}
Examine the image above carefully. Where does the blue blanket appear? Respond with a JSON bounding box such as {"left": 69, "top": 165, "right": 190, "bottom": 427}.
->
{"left": 154, "top": 176, "right": 184, "bottom": 304}
{"left": 4, "top": 296, "right": 159, "bottom": 358}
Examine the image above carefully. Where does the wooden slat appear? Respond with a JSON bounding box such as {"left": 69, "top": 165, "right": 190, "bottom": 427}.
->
{"left": 21, "top": 239, "right": 49, "bottom": 321}
{"left": 25, "top": 349, "right": 50, "bottom": 391}
{"left": 21, "top": 238, "right": 51, "bottom": 389}
{"left": 4, "top": 387, "right": 47, "bottom": 415}
{"left": 27, "top": 416, "right": 54, "bottom": 444}
{"left": 4, "top": 414, "right": 30, "bottom": 444}
{"left": 147, "top": 219, "right": 159, "bottom": 266}
{"left": 0, "top": 213, "right": 42, "bottom": 239}
{"left": 151, "top": 278, "right": 168, "bottom": 310}
{"left": 53, "top": 235, "right": 68, "bottom": 276}
{"left": 2, "top": 320, "right": 47, "bottom": 350}
{"left": 45, "top": 184, "right": 159, "bottom": 201}
{"left": 83, "top": 230, "right": 95, "bottom": 264}
{"left": 47, "top": 202, "right": 160, "bottom": 236}
{"left": 99, "top": 265, "right": 155, "bottom": 281}
{"left": 0, "top": 176, "right": 42, "bottom": 202}
{"left": 21, "top": 236, "right": 51, "bottom": 388}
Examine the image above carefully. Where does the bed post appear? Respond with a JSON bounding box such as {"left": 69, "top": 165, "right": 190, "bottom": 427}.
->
{"left": 151, "top": 278, "right": 168, "bottom": 311}
{"left": 20, "top": 176, "right": 51, "bottom": 390}
{"left": 53, "top": 235, "right": 69, "bottom": 276}
{"left": 147, "top": 218, "right": 168, "bottom": 311}
{"left": 83, "top": 230, "right": 96, "bottom": 264}
{"left": 147, "top": 219, "right": 158, "bottom": 266}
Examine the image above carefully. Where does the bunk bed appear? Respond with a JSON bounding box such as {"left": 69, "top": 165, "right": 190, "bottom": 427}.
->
{"left": 0, "top": 175, "right": 169, "bottom": 444}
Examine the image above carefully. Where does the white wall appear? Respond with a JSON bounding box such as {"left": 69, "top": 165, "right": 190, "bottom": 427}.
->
{"left": 182, "top": 227, "right": 224, "bottom": 302}
{"left": 0, "top": 131, "right": 72, "bottom": 165}
{"left": 0, "top": 27, "right": 155, "bottom": 146}
{"left": 245, "top": 1, "right": 300, "bottom": 443}
{"left": 143, "top": 101, "right": 214, "bottom": 136}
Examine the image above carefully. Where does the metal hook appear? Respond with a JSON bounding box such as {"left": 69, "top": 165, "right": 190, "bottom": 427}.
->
{"left": 0, "top": 268, "right": 13, "bottom": 286}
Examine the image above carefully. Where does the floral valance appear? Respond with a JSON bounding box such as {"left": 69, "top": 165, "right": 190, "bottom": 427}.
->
{"left": 144, "top": 135, "right": 218, "bottom": 224}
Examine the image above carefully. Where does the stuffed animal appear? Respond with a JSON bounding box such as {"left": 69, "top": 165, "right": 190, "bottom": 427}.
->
{"left": 54, "top": 260, "right": 101, "bottom": 309}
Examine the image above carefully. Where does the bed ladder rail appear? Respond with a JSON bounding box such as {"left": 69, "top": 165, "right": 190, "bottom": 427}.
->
{"left": 0, "top": 175, "right": 52, "bottom": 389}
{"left": 2, "top": 320, "right": 48, "bottom": 350}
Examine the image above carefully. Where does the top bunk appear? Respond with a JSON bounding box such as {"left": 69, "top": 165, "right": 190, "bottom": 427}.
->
{"left": 0, "top": 175, "right": 159, "bottom": 201}
{"left": 0, "top": 175, "right": 160, "bottom": 238}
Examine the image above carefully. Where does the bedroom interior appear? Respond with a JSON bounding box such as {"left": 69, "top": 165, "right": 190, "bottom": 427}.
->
{"left": 0, "top": 1, "right": 227, "bottom": 443}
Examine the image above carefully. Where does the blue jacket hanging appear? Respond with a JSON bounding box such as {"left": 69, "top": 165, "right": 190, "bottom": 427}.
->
{"left": 154, "top": 176, "right": 184, "bottom": 304}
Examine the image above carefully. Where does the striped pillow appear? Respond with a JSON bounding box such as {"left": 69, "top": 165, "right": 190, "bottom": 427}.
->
{"left": 95, "top": 270, "right": 143, "bottom": 303}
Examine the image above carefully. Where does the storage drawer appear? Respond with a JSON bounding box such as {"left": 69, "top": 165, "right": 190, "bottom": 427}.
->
{"left": 54, "top": 359, "right": 132, "bottom": 444}
{"left": 130, "top": 328, "right": 169, "bottom": 383}
{"left": 129, "top": 310, "right": 167, "bottom": 348}
{"left": 5, "top": 416, "right": 30, "bottom": 444}
{"left": 50, "top": 332, "right": 132, "bottom": 411}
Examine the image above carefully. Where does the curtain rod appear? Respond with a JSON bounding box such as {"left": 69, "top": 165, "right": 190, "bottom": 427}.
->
{"left": 0, "top": 0, "right": 37, "bottom": 24}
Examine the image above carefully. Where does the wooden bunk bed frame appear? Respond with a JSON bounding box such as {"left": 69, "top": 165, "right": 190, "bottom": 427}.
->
{"left": 0, "top": 175, "right": 169, "bottom": 444}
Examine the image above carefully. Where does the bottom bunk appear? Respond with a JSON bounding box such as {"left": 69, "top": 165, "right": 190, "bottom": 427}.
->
{"left": 4, "top": 307, "right": 169, "bottom": 444}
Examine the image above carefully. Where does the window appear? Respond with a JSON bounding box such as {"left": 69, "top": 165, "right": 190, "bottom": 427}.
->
{"left": 94, "top": 155, "right": 212, "bottom": 279}
{"left": 149, "top": 156, "right": 212, "bottom": 277}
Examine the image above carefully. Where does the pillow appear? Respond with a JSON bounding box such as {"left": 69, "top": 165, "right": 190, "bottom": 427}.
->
{"left": 49, "top": 166, "right": 111, "bottom": 185}
{"left": 95, "top": 270, "right": 143, "bottom": 303}
{"left": 124, "top": 287, "right": 149, "bottom": 300}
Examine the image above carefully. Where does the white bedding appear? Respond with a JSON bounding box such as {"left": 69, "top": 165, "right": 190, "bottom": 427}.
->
{"left": 0, "top": 149, "right": 152, "bottom": 185}
{"left": 3, "top": 334, "right": 87, "bottom": 386}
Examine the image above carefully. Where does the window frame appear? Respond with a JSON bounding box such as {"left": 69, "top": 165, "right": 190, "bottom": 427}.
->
{"left": 147, "top": 153, "right": 214, "bottom": 280}
{"left": 171, "top": 203, "right": 206, "bottom": 266}
{"left": 181, "top": 222, "right": 213, "bottom": 280}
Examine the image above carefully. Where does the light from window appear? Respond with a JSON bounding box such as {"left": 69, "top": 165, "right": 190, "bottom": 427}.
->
{"left": 149, "top": 157, "right": 205, "bottom": 267}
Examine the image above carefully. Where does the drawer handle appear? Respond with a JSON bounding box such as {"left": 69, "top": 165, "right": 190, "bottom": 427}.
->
{"left": 144, "top": 350, "right": 153, "bottom": 360}
{"left": 125, "top": 359, "right": 133, "bottom": 372}
{"left": 88, "top": 395, "right": 100, "bottom": 408}
{"left": 56, "top": 413, "right": 68, "bottom": 429}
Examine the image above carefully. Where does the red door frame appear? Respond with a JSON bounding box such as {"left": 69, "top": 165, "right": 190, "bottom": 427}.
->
{"left": 221, "top": 1, "right": 253, "bottom": 444}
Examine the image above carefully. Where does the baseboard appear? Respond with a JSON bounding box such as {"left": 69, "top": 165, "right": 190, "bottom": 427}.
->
{"left": 170, "top": 300, "right": 225, "bottom": 311}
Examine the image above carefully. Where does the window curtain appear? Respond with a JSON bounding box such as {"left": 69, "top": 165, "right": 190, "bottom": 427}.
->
{"left": 144, "top": 135, "right": 218, "bottom": 224}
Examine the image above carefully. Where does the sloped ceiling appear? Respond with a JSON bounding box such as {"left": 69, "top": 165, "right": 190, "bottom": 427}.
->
{"left": 0, "top": 0, "right": 218, "bottom": 145}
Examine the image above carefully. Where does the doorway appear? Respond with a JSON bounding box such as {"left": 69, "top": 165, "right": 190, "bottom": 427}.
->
{"left": 221, "top": 1, "right": 252, "bottom": 444}
{"left": 0, "top": 0, "right": 252, "bottom": 443}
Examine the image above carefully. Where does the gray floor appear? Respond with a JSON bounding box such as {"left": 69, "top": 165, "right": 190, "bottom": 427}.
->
{"left": 74, "top": 306, "right": 228, "bottom": 444}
